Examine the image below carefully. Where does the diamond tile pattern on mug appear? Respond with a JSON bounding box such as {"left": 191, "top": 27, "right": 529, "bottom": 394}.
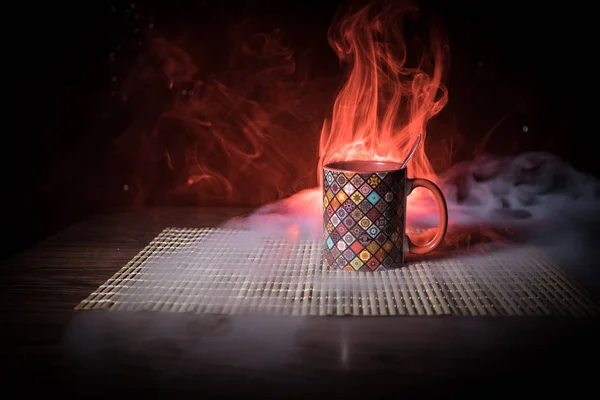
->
{"left": 323, "top": 168, "right": 405, "bottom": 272}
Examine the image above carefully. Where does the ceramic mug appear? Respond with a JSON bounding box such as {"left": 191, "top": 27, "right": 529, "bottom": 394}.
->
{"left": 322, "top": 161, "right": 448, "bottom": 271}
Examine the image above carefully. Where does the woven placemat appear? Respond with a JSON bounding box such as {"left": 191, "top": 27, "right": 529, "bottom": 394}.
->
{"left": 76, "top": 227, "right": 599, "bottom": 316}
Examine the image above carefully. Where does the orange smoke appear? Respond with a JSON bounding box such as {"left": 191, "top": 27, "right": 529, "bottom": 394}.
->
{"left": 118, "top": 28, "right": 332, "bottom": 207}
{"left": 318, "top": 1, "right": 448, "bottom": 184}
{"left": 119, "top": 1, "right": 448, "bottom": 219}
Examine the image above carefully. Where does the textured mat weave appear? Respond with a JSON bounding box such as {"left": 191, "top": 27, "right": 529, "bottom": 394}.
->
{"left": 76, "top": 227, "right": 599, "bottom": 316}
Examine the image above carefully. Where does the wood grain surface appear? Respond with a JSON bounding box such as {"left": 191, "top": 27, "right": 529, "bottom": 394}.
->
{"left": 1, "top": 207, "right": 598, "bottom": 398}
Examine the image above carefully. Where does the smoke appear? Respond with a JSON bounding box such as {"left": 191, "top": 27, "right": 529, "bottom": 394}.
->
{"left": 224, "top": 187, "right": 323, "bottom": 238}
{"left": 232, "top": 151, "right": 600, "bottom": 233}
{"left": 62, "top": 152, "right": 599, "bottom": 390}
{"left": 86, "top": 150, "right": 599, "bottom": 310}
{"left": 62, "top": 2, "right": 600, "bottom": 389}
{"left": 437, "top": 152, "right": 600, "bottom": 283}
{"left": 115, "top": 23, "right": 337, "bottom": 208}
{"left": 224, "top": 151, "right": 600, "bottom": 283}
{"left": 440, "top": 152, "right": 600, "bottom": 225}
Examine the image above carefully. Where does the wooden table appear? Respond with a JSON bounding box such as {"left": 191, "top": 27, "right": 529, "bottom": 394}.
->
{"left": 2, "top": 208, "right": 598, "bottom": 398}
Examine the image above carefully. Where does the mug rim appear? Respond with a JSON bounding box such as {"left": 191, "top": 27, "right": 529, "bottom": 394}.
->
{"left": 324, "top": 160, "right": 403, "bottom": 173}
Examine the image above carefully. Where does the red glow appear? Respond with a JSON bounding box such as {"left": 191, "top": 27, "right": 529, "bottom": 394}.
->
{"left": 287, "top": 224, "right": 301, "bottom": 241}
{"left": 319, "top": 3, "right": 446, "bottom": 174}
{"left": 317, "top": 1, "right": 447, "bottom": 220}
{"left": 120, "top": 1, "right": 449, "bottom": 230}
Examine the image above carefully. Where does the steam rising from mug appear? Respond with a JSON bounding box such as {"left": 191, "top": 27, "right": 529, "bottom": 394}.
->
{"left": 229, "top": 152, "right": 600, "bottom": 280}
{"left": 236, "top": 153, "right": 599, "bottom": 228}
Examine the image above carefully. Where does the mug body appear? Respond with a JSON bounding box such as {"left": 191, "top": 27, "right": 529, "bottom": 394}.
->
{"left": 323, "top": 161, "right": 406, "bottom": 271}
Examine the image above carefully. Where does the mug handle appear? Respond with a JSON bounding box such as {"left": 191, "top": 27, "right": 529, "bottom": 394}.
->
{"left": 405, "top": 178, "right": 448, "bottom": 255}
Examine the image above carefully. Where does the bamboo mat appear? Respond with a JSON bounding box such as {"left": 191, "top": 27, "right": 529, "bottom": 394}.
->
{"left": 76, "top": 227, "right": 599, "bottom": 316}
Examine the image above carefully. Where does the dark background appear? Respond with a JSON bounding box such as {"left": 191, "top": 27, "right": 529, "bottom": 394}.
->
{"left": 6, "top": 0, "right": 597, "bottom": 261}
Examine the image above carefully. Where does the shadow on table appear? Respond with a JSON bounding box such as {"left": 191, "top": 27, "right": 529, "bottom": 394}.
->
{"left": 60, "top": 310, "right": 599, "bottom": 397}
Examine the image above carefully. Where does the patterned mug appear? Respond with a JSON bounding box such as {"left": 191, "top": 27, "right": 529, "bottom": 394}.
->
{"left": 322, "top": 161, "right": 448, "bottom": 271}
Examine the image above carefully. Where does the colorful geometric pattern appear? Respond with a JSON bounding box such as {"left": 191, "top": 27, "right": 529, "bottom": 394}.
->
{"left": 323, "top": 166, "right": 407, "bottom": 272}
